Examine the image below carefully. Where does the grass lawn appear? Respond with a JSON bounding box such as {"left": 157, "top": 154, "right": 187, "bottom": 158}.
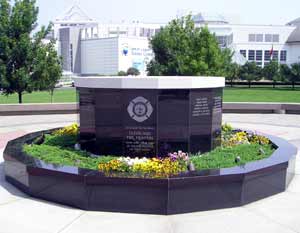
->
{"left": 0, "top": 88, "right": 77, "bottom": 104}
{"left": 224, "top": 87, "right": 300, "bottom": 103}
{"left": 0, "top": 87, "right": 300, "bottom": 103}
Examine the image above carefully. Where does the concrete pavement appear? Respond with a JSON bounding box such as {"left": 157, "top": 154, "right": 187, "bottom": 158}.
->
{"left": 0, "top": 113, "right": 299, "bottom": 233}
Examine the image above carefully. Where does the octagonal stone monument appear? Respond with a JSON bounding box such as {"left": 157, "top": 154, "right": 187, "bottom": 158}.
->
{"left": 75, "top": 76, "right": 225, "bottom": 157}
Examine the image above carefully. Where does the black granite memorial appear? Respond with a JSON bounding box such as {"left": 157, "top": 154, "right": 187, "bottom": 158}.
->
{"left": 78, "top": 87, "right": 223, "bottom": 157}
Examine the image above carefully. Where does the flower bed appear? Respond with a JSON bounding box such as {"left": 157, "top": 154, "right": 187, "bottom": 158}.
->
{"left": 23, "top": 123, "right": 275, "bottom": 178}
{"left": 4, "top": 126, "right": 296, "bottom": 214}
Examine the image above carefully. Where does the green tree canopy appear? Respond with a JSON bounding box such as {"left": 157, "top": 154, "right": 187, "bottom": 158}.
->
{"left": 225, "top": 62, "right": 241, "bottom": 87}
{"left": 290, "top": 63, "right": 300, "bottom": 88}
{"left": 127, "top": 67, "right": 140, "bottom": 76}
{"left": 263, "top": 60, "right": 281, "bottom": 87}
{"left": 240, "top": 62, "right": 262, "bottom": 88}
{"left": 118, "top": 71, "right": 127, "bottom": 76}
{"left": 279, "top": 64, "right": 291, "bottom": 83}
{"left": 0, "top": 0, "right": 62, "bottom": 103}
{"left": 147, "top": 15, "right": 232, "bottom": 76}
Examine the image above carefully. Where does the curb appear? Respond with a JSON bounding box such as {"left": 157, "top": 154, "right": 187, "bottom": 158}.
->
{"left": 0, "top": 103, "right": 78, "bottom": 116}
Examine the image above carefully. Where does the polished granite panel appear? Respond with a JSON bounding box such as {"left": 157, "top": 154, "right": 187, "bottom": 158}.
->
{"left": 27, "top": 163, "right": 92, "bottom": 209}
{"left": 79, "top": 88, "right": 96, "bottom": 141}
{"left": 158, "top": 90, "right": 189, "bottom": 155}
{"left": 86, "top": 172, "right": 169, "bottom": 214}
{"left": 3, "top": 129, "right": 297, "bottom": 215}
{"left": 78, "top": 88, "right": 223, "bottom": 157}
{"left": 168, "top": 175, "right": 243, "bottom": 214}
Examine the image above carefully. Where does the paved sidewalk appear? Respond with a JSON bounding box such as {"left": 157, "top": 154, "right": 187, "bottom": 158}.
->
{"left": 0, "top": 114, "right": 299, "bottom": 233}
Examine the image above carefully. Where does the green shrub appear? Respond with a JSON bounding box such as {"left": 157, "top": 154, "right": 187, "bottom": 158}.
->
{"left": 190, "top": 143, "right": 274, "bottom": 170}
{"left": 43, "top": 134, "right": 77, "bottom": 148}
{"left": 23, "top": 144, "right": 116, "bottom": 170}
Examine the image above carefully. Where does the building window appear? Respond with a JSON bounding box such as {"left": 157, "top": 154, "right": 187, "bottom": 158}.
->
{"left": 265, "top": 34, "right": 272, "bottom": 42}
{"left": 240, "top": 50, "right": 247, "bottom": 58}
{"left": 256, "top": 50, "right": 262, "bottom": 61}
{"left": 256, "top": 34, "right": 263, "bottom": 42}
{"left": 249, "top": 50, "right": 255, "bottom": 61}
{"left": 280, "top": 50, "right": 287, "bottom": 62}
{"left": 140, "top": 28, "right": 145, "bottom": 37}
{"left": 273, "top": 34, "right": 280, "bottom": 43}
{"left": 264, "top": 34, "right": 280, "bottom": 43}
{"left": 249, "top": 34, "right": 256, "bottom": 42}
{"left": 256, "top": 62, "right": 262, "bottom": 66}
{"left": 264, "top": 50, "right": 271, "bottom": 61}
{"left": 272, "top": 50, "right": 279, "bottom": 60}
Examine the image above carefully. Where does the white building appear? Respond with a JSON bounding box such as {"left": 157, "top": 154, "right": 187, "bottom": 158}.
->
{"left": 81, "top": 36, "right": 153, "bottom": 75}
{"left": 52, "top": 4, "right": 300, "bottom": 75}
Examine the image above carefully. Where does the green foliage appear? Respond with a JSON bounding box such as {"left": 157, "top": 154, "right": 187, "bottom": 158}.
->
{"left": 118, "top": 71, "right": 127, "bottom": 76}
{"left": 147, "top": 15, "right": 232, "bottom": 76}
{"left": 225, "top": 62, "right": 241, "bottom": 86}
{"left": 240, "top": 62, "right": 262, "bottom": 87}
{"left": 279, "top": 64, "right": 291, "bottom": 82}
{"left": 222, "top": 123, "right": 233, "bottom": 133}
{"left": 190, "top": 143, "right": 274, "bottom": 170}
{"left": 43, "top": 134, "right": 78, "bottom": 148}
{"left": 0, "top": 0, "right": 62, "bottom": 103}
{"left": 263, "top": 60, "right": 281, "bottom": 82}
{"left": 290, "top": 63, "right": 300, "bottom": 87}
{"left": 127, "top": 67, "right": 140, "bottom": 76}
{"left": 23, "top": 144, "right": 117, "bottom": 170}
{"left": 23, "top": 132, "right": 274, "bottom": 173}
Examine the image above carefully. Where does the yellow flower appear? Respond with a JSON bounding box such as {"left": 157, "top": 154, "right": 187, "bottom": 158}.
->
{"left": 53, "top": 123, "right": 79, "bottom": 136}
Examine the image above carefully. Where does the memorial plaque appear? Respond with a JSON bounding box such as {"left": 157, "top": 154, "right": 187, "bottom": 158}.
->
{"left": 190, "top": 89, "right": 214, "bottom": 154}
{"left": 123, "top": 90, "right": 157, "bottom": 157}
{"left": 124, "top": 126, "right": 156, "bottom": 157}
{"left": 212, "top": 88, "right": 223, "bottom": 148}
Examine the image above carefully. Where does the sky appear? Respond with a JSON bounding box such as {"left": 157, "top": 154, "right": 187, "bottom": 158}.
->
{"left": 35, "top": 0, "right": 300, "bottom": 27}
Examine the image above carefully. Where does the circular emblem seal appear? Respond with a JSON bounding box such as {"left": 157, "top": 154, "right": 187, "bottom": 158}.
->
{"left": 127, "top": 96, "right": 153, "bottom": 123}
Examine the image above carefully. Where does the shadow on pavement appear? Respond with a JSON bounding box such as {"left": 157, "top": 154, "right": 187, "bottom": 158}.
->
{"left": 0, "top": 162, "right": 28, "bottom": 198}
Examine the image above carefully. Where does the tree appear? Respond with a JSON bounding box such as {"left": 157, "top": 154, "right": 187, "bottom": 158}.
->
{"left": 240, "top": 62, "right": 262, "bottom": 88}
{"left": 127, "top": 67, "right": 140, "bottom": 76}
{"left": 290, "top": 63, "right": 300, "bottom": 89}
{"left": 263, "top": 60, "right": 280, "bottom": 88}
{"left": 0, "top": 0, "right": 62, "bottom": 103}
{"left": 226, "top": 63, "right": 240, "bottom": 87}
{"left": 280, "top": 64, "right": 292, "bottom": 84}
{"left": 31, "top": 40, "right": 62, "bottom": 102}
{"left": 147, "top": 15, "right": 232, "bottom": 76}
{"left": 118, "top": 71, "right": 127, "bottom": 76}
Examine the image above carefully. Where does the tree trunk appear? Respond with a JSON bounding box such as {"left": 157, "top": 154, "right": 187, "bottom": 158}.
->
{"left": 18, "top": 92, "right": 22, "bottom": 104}
{"left": 273, "top": 81, "right": 276, "bottom": 88}
{"left": 248, "top": 81, "right": 251, "bottom": 88}
{"left": 292, "top": 81, "right": 295, "bottom": 89}
{"left": 231, "top": 80, "right": 233, "bottom": 87}
{"left": 50, "top": 89, "right": 54, "bottom": 103}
